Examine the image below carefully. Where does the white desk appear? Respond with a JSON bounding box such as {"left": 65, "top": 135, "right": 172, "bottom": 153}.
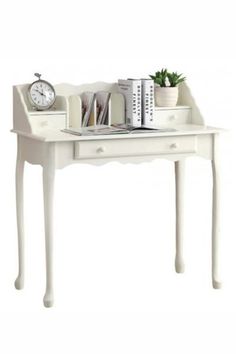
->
{"left": 13, "top": 82, "right": 224, "bottom": 307}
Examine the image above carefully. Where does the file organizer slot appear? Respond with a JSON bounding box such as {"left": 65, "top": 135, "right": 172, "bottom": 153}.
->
{"left": 89, "top": 98, "right": 96, "bottom": 126}
{"left": 67, "top": 95, "right": 82, "bottom": 128}
{"left": 80, "top": 92, "right": 125, "bottom": 127}
{"left": 68, "top": 91, "right": 126, "bottom": 129}
{"left": 80, "top": 92, "right": 96, "bottom": 127}
{"left": 109, "top": 93, "right": 125, "bottom": 125}
{"left": 96, "top": 92, "right": 125, "bottom": 126}
{"left": 96, "top": 92, "right": 111, "bottom": 126}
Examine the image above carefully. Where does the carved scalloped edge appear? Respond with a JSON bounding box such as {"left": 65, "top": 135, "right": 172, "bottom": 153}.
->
{"left": 56, "top": 154, "right": 197, "bottom": 170}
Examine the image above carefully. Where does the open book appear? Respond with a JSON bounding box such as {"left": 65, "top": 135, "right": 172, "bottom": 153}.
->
{"left": 63, "top": 124, "right": 176, "bottom": 136}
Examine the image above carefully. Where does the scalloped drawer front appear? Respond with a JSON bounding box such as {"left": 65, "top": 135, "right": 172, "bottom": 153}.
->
{"left": 154, "top": 108, "right": 191, "bottom": 127}
{"left": 74, "top": 136, "right": 197, "bottom": 159}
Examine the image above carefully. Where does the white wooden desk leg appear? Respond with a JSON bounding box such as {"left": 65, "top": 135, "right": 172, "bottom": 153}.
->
{"left": 43, "top": 143, "right": 55, "bottom": 307}
{"left": 175, "top": 160, "right": 185, "bottom": 273}
{"left": 15, "top": 136, "right": 25, "bottom": 290}
{"left": 212, "top": 134, "right": 222, "bottom": 289}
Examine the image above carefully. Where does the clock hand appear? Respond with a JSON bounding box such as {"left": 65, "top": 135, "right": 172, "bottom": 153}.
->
{"left": 35, "top": 89, "right": 42, "bottom": 94}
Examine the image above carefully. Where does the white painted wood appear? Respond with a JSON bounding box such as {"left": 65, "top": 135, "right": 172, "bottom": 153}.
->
{"left": 74, "top": 135, "right": 197, "bottom": 160}
{"left": 28, "top": 110, "right": 67, "bottom": 116}
{"left": 14, "top": 81, "right": 209, "bottom": 141}
{"left": 109, "top": 93, "right": 125, "bottom": 125}
{"left": 68, "top": 95, "right": 82, "bottom": 128}
{"left": 14, "top": 133, "right": 213, "bottom": 169}
{"left": 55, "top": 82, "right": 119, "bottom": 96}
{"left": 54, "top": 140, "right": 198, "bottom": 169}
{"left": 14, "top": 136, "right": 25, "bottom": 290}
{"left": 12, "top": 81, "right": 225, "bottom": 307}
{"left": 178, "top": 82, "right": 204, "bottom": 125}
{"left": 175, "top": 160, "right": 185, "bottom": 273}
{"left": 156, "top": 105, "right": 190, "bottom": 111}
{"left": 42, "top": 143, "right": 56, "bottom": 307}
{"left": 11, "top": 125, "right": 223, "bottom": 143}
{"left": 211, "top": 134, "right": 222, "bottom": 289}
{"left": 28, "top": 114, "right": 66, "bottom": 134}
{"left": 13, "top": 84, "right": 69, "bottom": 135}
{"left": 154, "top": 107, "right": 192, "bottom": 127}
{"left": 197, "top": 134, "right": 213, "bottom": 160}
{"left": 13, "top": 86, "right": 32, "bottom": 134}
{"left": 13, "top": 83, "right": 126, "bottom": 136}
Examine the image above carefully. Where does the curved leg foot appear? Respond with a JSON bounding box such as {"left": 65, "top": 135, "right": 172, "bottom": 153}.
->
{"left": 43, "top": 292, "right": 54, "bottom": 308}
{"left": 212, "top": 280, "right": 222, "bottom": 289}
{"left": 175, "top": 258, "right": 185, "bottom": 274}
{"left": 14, "top": 275, "right": 24, "bottom": 290}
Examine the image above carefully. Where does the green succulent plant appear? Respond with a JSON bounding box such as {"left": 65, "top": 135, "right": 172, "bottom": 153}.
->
{"left": 149, "top": 69, "right": 186, "bottom": 87}
{"left": 149, "top": 68, "right": 168, "bottom": 87}
{"left": 167, "top": 71, "right": 186, "bottom": 87}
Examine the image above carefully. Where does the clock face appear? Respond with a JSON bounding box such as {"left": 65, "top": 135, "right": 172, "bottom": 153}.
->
{"left": 28, "top": 80, "right": 56, "bottom": 110}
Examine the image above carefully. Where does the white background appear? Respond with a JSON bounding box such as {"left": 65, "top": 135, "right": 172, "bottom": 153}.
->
{"left": 0, "top": 0, "right": 236, "bottom": 352}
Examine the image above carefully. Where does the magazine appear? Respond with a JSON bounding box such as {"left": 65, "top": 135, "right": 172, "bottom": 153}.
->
{"left": 81, "top": 92, "right": 95, "bottom": 127}
{"left": 62, "top": 124, "right": 176, "bottom": 136}
{"left": 96, "top": 92, "right": 111, "bottom": 125}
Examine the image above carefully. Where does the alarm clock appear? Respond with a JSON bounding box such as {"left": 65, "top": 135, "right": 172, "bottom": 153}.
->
{"left": 28, "top": 73, "right": 56, "bottom": 110}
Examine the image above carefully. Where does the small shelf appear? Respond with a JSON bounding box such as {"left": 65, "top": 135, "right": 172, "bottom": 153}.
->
{"left": 155, "top": 105, "right": 191, "bottom": 111}
{"left": 29, "top": 110, "right": 67, "bottom": 116}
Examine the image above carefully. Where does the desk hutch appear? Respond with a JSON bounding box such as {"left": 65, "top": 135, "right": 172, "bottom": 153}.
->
{"left": 12, "top": 81, "right": 223, "bottom": 307}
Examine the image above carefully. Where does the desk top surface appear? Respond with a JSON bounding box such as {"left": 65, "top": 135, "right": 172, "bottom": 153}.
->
{"left": 12, "top": 124, "right": 225, "bottom": 143}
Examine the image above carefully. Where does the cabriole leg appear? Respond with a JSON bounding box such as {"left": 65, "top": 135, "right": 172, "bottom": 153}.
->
{"left": 15, "top": 136, "right": 25, "bottom": 290}
{"left": 212, "top": 134, "right": 222, "bottom": 289}
{"left": 43, "top": 143, "right": 55, "bottom": 307}
{"left": 175, "top": 160, "right": 185, "bottom": 273}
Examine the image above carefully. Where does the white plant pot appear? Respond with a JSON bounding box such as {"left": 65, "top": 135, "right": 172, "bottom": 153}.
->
{"left": 155, "top": 86, "right": 179, "bottom": 107}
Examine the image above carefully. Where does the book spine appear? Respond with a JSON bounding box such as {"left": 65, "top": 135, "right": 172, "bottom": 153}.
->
{"left": 142, "top": 79, "right": 155, "bottom": 127}
{"left": 118, "top": 80, "right": 142, "bottom": 127}
{"left": 132, "top": 80, "right": 142, "bottom": 127}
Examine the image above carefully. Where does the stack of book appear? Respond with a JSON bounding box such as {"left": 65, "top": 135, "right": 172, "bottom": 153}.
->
{"left": 118, "top": 78, "right": 155, "bottom": 127}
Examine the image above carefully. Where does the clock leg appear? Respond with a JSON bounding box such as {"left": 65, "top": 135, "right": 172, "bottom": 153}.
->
{"left": 175, "top": 160, "right": 185, "bottom": 274}
{"left": 15, "top": 136, "right": 25, "bottom": 290}
{"left": 43, "top": 144, "right": 55, "bottom": 307}
{"left": 212, "top": 134, "right": 222, "bottom": 289}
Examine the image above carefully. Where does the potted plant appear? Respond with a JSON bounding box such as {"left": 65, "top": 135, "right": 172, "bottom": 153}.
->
{"left": 149, "top": 69, "right": 186, "bottom": 107}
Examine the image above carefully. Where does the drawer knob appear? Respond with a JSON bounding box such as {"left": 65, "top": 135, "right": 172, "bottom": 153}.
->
{"left": 41, "top": 121, "right": 49, "bottom": 127}
{"left": 97, "top": 146, "right": 105, "bottom": 153}
{"left": 170, "top": 143, "right": 178, "bottom": 149}
{"left": 169, "top": 114, "right": 177, "bottom": 121}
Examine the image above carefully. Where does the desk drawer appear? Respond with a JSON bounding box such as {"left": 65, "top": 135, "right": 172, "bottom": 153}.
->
{"left": 74, "top": 136, "right": 197, "bottom": 159}
{"left": 29, "top": 114, "right": 66, "bottom": 133}
{"left": 154, "top": 108, "right": 191, "bottom": 127}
